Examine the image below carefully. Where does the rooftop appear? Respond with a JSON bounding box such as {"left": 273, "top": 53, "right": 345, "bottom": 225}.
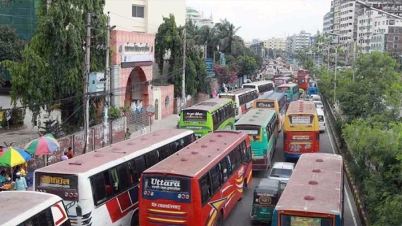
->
{"left": 235, "top": 109, "right": 276, "bottom": 126}
{"left": 144, "top": 131, "right": 247, "bottom": 177}
{"left": 286, "top": 101, "right": 317, "bottom": 115}
{"left": 184, "top": 98, "right": 232, "bottom": 112}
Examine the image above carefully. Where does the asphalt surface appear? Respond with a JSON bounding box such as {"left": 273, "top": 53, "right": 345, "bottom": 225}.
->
{"left": 223, "top": 129, "right": 362, "bottom": 226}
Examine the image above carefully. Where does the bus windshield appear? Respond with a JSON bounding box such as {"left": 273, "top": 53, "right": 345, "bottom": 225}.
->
{"left": 182, "top": 110, "right": 207, "bottom": 122}
{"left": 280, "top": 214, "right": 333, "bottom": 226}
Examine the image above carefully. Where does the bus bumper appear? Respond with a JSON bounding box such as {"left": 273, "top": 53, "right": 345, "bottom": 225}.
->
{"left": 252, "top": 158, "right": 269, "bottom": 171}
{"left": 284, "top": 152, "right": 301, "bottom": 160}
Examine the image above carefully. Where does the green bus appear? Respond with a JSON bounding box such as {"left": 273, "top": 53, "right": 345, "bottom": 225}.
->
{"left": 275, "top": 83, "right": 300, "bottom": 109}
{"left": 235, "top": 109, "right": 278, "bottom": 171}
{"left": 179, "top": 98, "right": 235, "bottom": 139}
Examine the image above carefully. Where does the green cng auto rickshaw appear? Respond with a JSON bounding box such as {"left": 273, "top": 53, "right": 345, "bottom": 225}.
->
{"left": 250, "top": 178, "right": 286, "bottom": 224}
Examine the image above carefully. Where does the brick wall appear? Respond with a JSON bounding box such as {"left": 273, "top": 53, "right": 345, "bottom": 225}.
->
{"left": 27, "top": 117, "right": 127, "bottom": 171}
{"left": 159, "top": 85, "right": 174, "bottom": 119}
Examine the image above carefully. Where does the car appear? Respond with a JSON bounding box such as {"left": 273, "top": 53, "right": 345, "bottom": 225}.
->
{"left": 317, "top": 109, "right": 326, "bottom": 132}
{"left": 314, "top": 100, "right": 324, "bottom": 111}
{"left": 268, "top": 162, "right": 295, "bottom": 183}
{"left": 309, "top": 94, "right": 321, "bottom": 101}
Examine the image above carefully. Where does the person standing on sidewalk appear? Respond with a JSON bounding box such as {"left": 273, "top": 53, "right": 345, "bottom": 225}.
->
{"left": 14, "top": 172, "right": 27, "bottom": 191}
{"left": 66, "top": 147, "right": 74, "bottom": 159}
{"left": 61, "top": 152, "right": 68, "bottom": 161}
{"left": 141, "top": 125, "right": 147, "bottom": 135}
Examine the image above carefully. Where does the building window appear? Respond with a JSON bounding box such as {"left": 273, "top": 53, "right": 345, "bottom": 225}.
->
{"left": 132, "top": 5, "right": 145, "bottom": 18}
{"left": 394, "top": 44, "right": 398, "bottom": 49}
{"left": 165, "top": 96, "right": 170, "bottom": 108}
{"left": 390, "top": 20, "right": 395, "bottom": 25}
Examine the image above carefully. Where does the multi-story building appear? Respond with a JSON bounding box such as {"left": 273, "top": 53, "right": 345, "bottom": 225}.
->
{"left": 339, "top": 0, "right": 362, "bottom": 51}
{"left": 104, "top": 0, "right": 185, "bottom": 120}
{"left": 333, "top": 0, "right": 341, "bottom": 34}
{"left": 290, "top": 30, "right": 312, "bottom": 52}
{"left": 285, "top": 36, "right": 293, "bottom": 53}
{"left": 323, "top": 11, "right": 334, "bottom": 34}
{"left": 263, "top": 38, "right": 286, "bottom": 51}
{"left": 105, "top": 0, "right": 186, "bottom": 34}
{"left": 385, "top": 26, "right": 402, "bottom": 53}
{"left": 250, "top": 42, "right": 265, "bottom": 57}
{"left": 245, "top": 40, "right": 252, "bottom": 48}
{"left": 186, "top": 7, "right": 214, "bottom": 28}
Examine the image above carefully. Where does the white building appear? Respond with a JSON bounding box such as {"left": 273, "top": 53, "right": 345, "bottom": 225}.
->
{"left": 333, "top": 0, "right": 340, "bottom": 34}
{"left": 357, "top": 10, "right": 402, "bottom": 53}
{"left": 104, "top": 0, "right": 186, "bottom": 34}
{"left": 339, "top": 1, "right": 362, "bottom": 50}
{"left": 244, "top": 40, "right": 252, "bottom": 48}
{"left": 263, "top": 38, "right": 286, "bottom": 51}
{"left": 290, "top": 30, "right": 311, "bottom": 52}
{"left": 186, "top": 7, "right": 214, "bottom": 28}
{"left": 323, "top": 11, "right": 334, "bottom": 34}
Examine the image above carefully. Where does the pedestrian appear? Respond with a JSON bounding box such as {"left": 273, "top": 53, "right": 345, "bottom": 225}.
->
{"left": 125, "top": 128, "right": 131, "bottom": 140}
{"left": 141, "top": 125, "right": 147, "bottom": 135}
{"left": 0, "top": 170, "right": 6, "bottom": 183}
{"left": 61, "top": 152, "right": 68, "bottom": 161}
{"left": 12, "top": 165, "right": 21, "bottom": 181}
{"left": 66, "top": 147, "right": 74, "bottom": 159}
{"left": 14, "top": 172, "right": 27, "bottom": 191}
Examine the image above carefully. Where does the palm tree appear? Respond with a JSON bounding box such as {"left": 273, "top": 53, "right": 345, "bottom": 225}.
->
{"left": 195, "top": 26, "right": 220, "bottom": 58}
{"left": 215, "top": 19, "right": 241, "bottom": 55}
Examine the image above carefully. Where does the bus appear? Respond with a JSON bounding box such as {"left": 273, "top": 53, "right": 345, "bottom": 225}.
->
{"left": 218, "top": 88, "right": 259, "bottom": 121}
{"left": 283, "top": 101, "right": 320, "bottom": 160}
{"left": 273, "top": 77, "right": 292, "bottom": 87}
{"left": 235, "top": 109, "right": 278, "bottom": 170}
{"left": 179, "top": 98, "right": 235, "bottom": 139}
{"left": 34, "top": 129, "right": 196, "bottom": 226}
{"left": 139, "top": 131, "right": 253, "bottom": 226}
{"left": 275, "top": 83, "right": 300, "bottom": 107}
{"left": 297, "top": 69, "right": 309, "bottom": 77}
{"left": 272, "top": 153, "right": 344, "bottom": 226}
{"left": 242, "top": 81, "right": 275, "bottom": 95}
{"left": 253, "top": 92, "right": 287, "bottom": 132}
{"left": 0, "top": 191, "right": 70, "bottom": 226}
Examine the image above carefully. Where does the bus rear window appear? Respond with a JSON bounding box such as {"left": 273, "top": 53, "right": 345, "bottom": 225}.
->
{"left": 143, "top": 175, "right": 189, "bottom": 193}
{"left": 289, "top": 115, "right": 314, "bottom": 124}
{"left": 242, "top": 85, "right": 254, "bottom": 89}
{"left": 183, "top": 110, "right": 207, "bottom": 122}
{"left": 318, "top": 115, "right": 324, "bottom": 122}
{"left": 277, "top": 87, "right": 290, "bottom": 92}
{"left": 280, "top": 214, "right": 333, "bottom": 226}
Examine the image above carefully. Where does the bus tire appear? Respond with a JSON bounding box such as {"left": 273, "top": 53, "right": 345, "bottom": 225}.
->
{"left": 216, "top": 212, "right": 223, "bottom": 226}
{"left": 130, "top": 211, "right": 139, "bottom": 226}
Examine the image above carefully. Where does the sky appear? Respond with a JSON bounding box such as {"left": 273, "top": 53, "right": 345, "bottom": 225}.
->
{"left": 187, "top": 0, "right": 331, "bottom": 41}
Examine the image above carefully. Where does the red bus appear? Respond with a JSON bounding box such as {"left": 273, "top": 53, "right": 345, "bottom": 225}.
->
{"left": 272, "top": 153, "right": 344, "bottom": 226}
{"left": 139, "top": 131, "right": 253, "bottom": 226}
{"left": 283, "top": 101, "right": 320, "bottom": 160}
{"left": 295, "top": 69, "right": 310, "bottom": 92}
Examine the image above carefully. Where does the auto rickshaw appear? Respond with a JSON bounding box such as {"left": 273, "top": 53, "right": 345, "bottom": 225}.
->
{"left": 250, "top": 178, "right": 286, "bottom": 224}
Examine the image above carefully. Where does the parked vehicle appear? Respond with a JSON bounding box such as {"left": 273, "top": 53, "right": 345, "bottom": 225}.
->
{"left": 250, "top": 179, "right": 285, "bottom": 224}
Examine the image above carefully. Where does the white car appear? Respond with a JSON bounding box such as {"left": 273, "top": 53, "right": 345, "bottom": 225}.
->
{"left": 314, "top": 100, "right": 324, "bottom": 111}
{"left": 317, "top": 109, "right": 326, "bottom": 132}
{"left": 268, "top": 162, "right": 295, "bottom": 183}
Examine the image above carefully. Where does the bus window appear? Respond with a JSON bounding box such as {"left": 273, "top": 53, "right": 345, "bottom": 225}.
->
{"left": 19, "top": 208, "right": 54, "bottom": 226}
{"left": 145, "top": 150, "right": 159, "bottom": 167}
{"left": 134, "top": 156, "right": 147, "bottom": 175}
{"left": 210, "top": 165, "right": 222, "bottom": 194}
{"left": 127, "top": 160, "right": 139, "bottom": 185}
{"left": 91, "top": 171, "right": 112, "bottom": 205}
{"left": 199, "top": 174, "right": 212, "bottom": 206}
{"left": 116, "top": 164, "right": 130, "bottom": 192}
{"left": 219, "top": 158, "right": 230, "bottom": 182}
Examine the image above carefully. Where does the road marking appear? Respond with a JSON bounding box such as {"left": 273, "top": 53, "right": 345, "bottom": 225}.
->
{"left": 326, "top": 122, "right": 358, "bottom": 226}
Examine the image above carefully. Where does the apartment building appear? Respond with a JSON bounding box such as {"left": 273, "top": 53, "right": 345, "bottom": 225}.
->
{"left": 291, "top": 31, "right": 312, "bottom": 52}
{"left": 263, "top": 38, "right": 286, "bottom": 51}
{"left": 186, "top": 7, "right": 214, "bottom": 28}
{"left": 333, "top": 0, "right": 341, "bottom": 34}
{"left": 285, "top": 36, "right": 293, "bottom": 53}
{"left": 105, "top": 0, "right": 186, "bottom": 34}
{"left": 385, "top": 26, "right": 402, "bottom": 53}
{"left": 339, "top": 1, "right": 362, "bottom": 51}
{"left": 323, "top": 11, "right": 334, "bottom": 34}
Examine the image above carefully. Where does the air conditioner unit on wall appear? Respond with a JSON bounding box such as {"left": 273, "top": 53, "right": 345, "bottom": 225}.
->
{"left": 88, "top": 72, "right": 105, "bottom": 93}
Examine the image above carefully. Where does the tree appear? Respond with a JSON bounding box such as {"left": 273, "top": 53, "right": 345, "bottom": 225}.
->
{"left": 236, "top": 55, "right": 257, "bottom": 76}
{"left": 215, "top": 19, "right": 241, "bottom": 55}
{"left": 2, "top": 0, "right": 106, "bottom": 127}
{"left": 0, "top": 25, "right": 26, "bottom": 85}
{"left": 213, "top": 65, "right": 238, "bottom": 86}
{"left": 195, "top": 26, "right": 219, "bottom": 58}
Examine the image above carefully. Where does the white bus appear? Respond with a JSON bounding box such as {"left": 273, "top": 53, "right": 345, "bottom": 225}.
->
{"left": 218, "top": 88, "right": 259, "bottom": 121}
{"left": 0, "top": 191, "right": 70, "bottom": 226}
{"left": 242, "top": 80, "right": 275, "bottom": 95}
{"left": 34, "top": 129, "right": 195, "bottom": 226}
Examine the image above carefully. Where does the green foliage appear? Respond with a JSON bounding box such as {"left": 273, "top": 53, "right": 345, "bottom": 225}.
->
{"left": 2, "top": 0, "right": 106, "bottom": 127}
{"left": 0, "top": 107, "right": 25, "bottom": 128}
{"left": 236, "top": 55, "right": 257, "bottom": 76}
{"left": 343, "top": 121, "right": 402, "bottom": 225}
{"left": 108, "top": 106, "right": 120, "bottom": 119}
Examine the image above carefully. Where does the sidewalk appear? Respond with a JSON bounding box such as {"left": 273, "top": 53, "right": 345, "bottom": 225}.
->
{"left": 128, "top": 114, "right": 178, "bottom": 138}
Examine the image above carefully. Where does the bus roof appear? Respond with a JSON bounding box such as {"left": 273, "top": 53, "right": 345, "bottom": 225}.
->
{"left": 219, "top": 88, "right": 256, "bottom": 95}
{"left": 258, "top": 92, "right": 285, "bottom": 101}
{"left": 0, "top": 191, "right": 62, "bottom": 225}
{"left": 235, "top": 109, "right": 276, "bottom": 126}
{"left": 286, "top": 101, "right": 316, "bottom": 115}
{"left": 275, "top": 153, "right": 343, "bottom": 215}
{"left": 243, "top": 81, "right": 274, "bottom": 85}
{"left": 35, "top": 129, "right": 193, "bottom": 175}
{"left": 277, "top": 83, "right": 297, "bottom": 88}
{"left": 143, "top": 131, "right": 247, "bottom": 177}
{"left": 184, "top": 98, "right": 232, "bottom": 112}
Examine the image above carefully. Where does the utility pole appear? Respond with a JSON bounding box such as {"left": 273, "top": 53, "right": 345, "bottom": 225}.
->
{"left": 181, "top": 28, "right": 186, "bottom": 109}
{"left": 103, "top": 14, "right": 111, "bottom": 146}
{"left": 84, "top": 13, "right": 91, "bottom": 153}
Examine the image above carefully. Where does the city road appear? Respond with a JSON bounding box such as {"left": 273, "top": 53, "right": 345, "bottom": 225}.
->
{"left": 223, "top": 128, "right": 362, "bottom": 226}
